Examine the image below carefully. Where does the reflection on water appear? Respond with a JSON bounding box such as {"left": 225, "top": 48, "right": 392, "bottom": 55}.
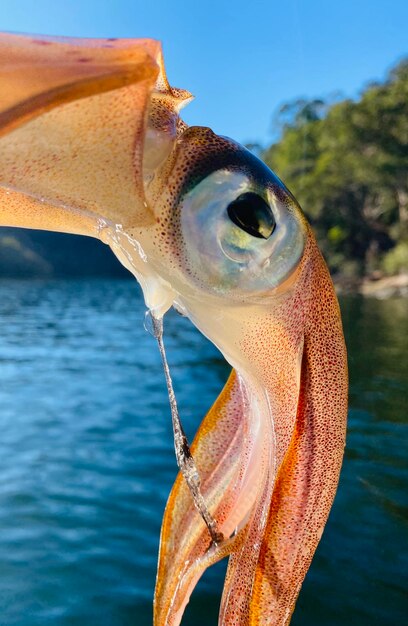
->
{"left": 0, "top": 280, "right": 406, "bottom": 625}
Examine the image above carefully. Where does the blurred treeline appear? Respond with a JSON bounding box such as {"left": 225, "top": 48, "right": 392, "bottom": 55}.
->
{"left": 0, "top": 58, "right": 407, "bottom": 281}
{"left": 263, "top": 58, "right": 408, "bottom": 281}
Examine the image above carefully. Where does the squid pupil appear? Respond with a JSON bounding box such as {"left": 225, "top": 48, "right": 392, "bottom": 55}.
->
{"left": 227, "top": 192, "right": 275, "bottom": 239}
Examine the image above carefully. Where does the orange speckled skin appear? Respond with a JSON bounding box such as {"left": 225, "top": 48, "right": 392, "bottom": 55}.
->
{"left": 223, "top": 233, "right": 348, "bottom": 625}
{"left": 0, "top": 34, "right": 159, "bottom": 137}
{"left": 0, "top": 34, "right": 190, "bottom": 235}
{"left": 0, "top": 34, "right": 348, "bottom": 626}
{"left": 154, "top": 223, "right": 348, "bottom": 626}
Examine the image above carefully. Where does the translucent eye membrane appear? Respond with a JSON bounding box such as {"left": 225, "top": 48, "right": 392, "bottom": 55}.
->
{"left": 146, "top": 310, "right": 224, "bottom": 546}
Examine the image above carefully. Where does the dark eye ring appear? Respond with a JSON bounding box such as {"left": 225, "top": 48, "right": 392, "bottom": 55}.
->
{"left": 227, "top": 192, "right": 275, "bottom": 239}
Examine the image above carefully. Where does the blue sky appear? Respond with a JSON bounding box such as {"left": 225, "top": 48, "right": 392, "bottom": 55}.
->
{"left": 1, "top": 0, "right": 407, "bottom": 144}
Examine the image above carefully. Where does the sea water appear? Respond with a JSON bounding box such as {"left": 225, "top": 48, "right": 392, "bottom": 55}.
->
{"left": 0, "top": 279, "right": 406, "bottom": 625}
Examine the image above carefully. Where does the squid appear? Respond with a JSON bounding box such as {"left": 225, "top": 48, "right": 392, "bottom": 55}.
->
{"left": 0, "top": 34, "right": 348, "bottom": 625}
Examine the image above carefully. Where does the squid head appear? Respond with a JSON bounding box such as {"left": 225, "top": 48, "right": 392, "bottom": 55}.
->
{"left": 0, "top": 33, "right": 348, "bottom": 626}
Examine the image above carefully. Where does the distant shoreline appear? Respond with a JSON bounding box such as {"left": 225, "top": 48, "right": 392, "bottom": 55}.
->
{"left": 1, "top": 228, "right": 407, "bottom": 298}
{"left": 334, "top": 273, "right": 408, "bottom": 298}
{"left": 0, "top": 270, "right": 407, "bottom": 300}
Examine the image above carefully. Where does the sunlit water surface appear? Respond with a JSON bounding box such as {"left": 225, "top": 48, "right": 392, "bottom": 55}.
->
{"left": 0, "top": 280, "right": 406, "bottom": 625}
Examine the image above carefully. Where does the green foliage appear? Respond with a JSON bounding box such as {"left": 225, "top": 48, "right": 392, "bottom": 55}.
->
{"left": 263, "top": 59, "right": 408, "bottom": 278}
{"left": 382, "top": 241, "right": 408, "bottom": 275}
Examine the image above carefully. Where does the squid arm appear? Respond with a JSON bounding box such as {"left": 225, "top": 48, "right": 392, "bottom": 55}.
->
{"left": 0, "top": 33, "right": 348, "bottom": 626}
{"left": 155, "top": 236, "right": 348, "bottom": 625}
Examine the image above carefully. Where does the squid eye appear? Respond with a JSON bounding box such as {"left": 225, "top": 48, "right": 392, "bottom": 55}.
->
{"left": 177, "top": 166, "right": 305, "bottom": 297}
{"left": 227, "top": 192, "right": 275, "bottom": 239}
